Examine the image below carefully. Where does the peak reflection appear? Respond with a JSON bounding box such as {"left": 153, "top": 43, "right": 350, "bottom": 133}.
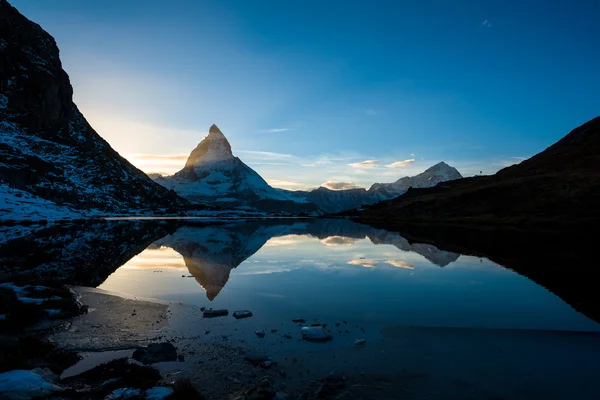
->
{"left": 149, "top": 219, "right": 459, "bottom": 300}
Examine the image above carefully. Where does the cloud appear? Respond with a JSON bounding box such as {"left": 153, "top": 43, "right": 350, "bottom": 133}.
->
{"left": 237, "top": 150, "right": 295, "bottom": 161}
{"left": 386, "top": 260, "right": 415, "bottom": 270}
{"left": 130, "top": 153, "right": 189, "bottom": 162}
{"left": 348, "top": 159, "right": 378, "bottom": 168}
{"left": 481, "top": 19, "right": 492, "bottom": 28}
{"left": 348, "top": 259, "right": 377, "bottom": 268}
{"left": 320, "top": 236, "right": 360, "bottom": 246}
{"left": 410, "top": 153, "right": 415, "bottom": 157}
{"left": 267, "top": 179, "right": 306, "bottom": 190}
{"left": 263, "top": 128, "right": 290, "bottom": 133}
{"left": 123, "top": 153, "right": 189, "bottom": 174}
{"left": 321, "top": 181, "right": 361, "bottom": 190}
{"left": 386, "top": 159, "right": 415, "bottom": 168}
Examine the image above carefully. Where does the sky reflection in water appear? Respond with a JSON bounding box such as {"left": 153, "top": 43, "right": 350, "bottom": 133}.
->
{"left": 99, "top": 221, "right": 600, "bottom": 332}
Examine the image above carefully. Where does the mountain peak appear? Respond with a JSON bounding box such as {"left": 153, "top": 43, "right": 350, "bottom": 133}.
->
{"left": 209, "top": 124, "right": 224, "bottom": 135}
{"left": 184, "top": 125, "right": 234, "bottom": 168}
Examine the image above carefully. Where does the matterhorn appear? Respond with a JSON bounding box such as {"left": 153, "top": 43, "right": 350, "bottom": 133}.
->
{"left": 152, "top": 125, "right": 316, "bottom": 213}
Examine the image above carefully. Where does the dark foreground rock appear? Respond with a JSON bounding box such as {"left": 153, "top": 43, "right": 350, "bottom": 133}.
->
{"left": 132, "top": 343, "right": 177, "bottom": 364}
{"left": 0, "top": 282, "right": 84, "bottom": 332}
{"left": 203, "top": 309, "right": 229, "bottom": 318}
{"left": 0, "top": 336, "right": 80, "bottom": 374}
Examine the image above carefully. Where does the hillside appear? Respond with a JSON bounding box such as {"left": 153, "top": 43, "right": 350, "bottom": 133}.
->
{"left": 353, "top": 117, "right": 600, "bottom": 228}
{"left": 0, "top": 1, "right": 188, "bottom": 220}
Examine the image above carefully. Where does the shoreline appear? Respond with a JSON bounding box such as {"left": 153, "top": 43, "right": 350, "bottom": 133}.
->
{"left": 9, "top": 285, "right": 598, "bottom": 399}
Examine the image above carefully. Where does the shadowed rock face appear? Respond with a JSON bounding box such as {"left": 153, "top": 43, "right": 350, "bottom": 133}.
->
{"left": 184, "top": 124, "right": 234, "bottom": 168}
{"left": 0, "top": 1, "right": 187, "bottom": 214}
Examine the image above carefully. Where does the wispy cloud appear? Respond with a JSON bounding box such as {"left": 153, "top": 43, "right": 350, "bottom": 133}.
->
{"left": 386, "top": 260, "right": 415, "bottom": 270}
{"left": 348, "top": 159, "right": 379, "bottom": 168}
{"left": 263, "top": 128, "right": 290, "bottom": 133}
{"left": 238, "top": 150, "right": 295, "bottom": 161}
{"left": 321, "top": 181, "right": 361, "bottom": 190}
{"left": 348, "top": 259, "right": 377, "bottom": 268}
{"left": 130, "top": 153, "right": 189, "bottom": 162}
{"left": 481, "top": 19, "right": 492, "bottom": 28}
{"left": 386, "top": 159, "right": 415, "bottom": 168}
{"left": 267, "top": 179, "right": 306, "bottom": 190}
{"left": 320, "top": 236, "right": 360, "bottom": 247}
{"left": 123, "top": 153, "right": 189, "bottom": 174}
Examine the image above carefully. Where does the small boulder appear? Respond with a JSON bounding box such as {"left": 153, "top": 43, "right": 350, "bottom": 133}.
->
{"left": 301, "top": 326, "right": 333, "bottom": 342}
{"left": 354, "top": 339, "right": 366, "bottom": 346}
{"left": 203, "top": 309, "right": 228, "bottom": 318}
{"left": 233, "top": 310, "right": 253, "bottom": 319}
{"left": 132, "top": 343, "right": 177, "bottom": 364}
{"left": 255, "top": 330, "right": 266, "bottom": 338}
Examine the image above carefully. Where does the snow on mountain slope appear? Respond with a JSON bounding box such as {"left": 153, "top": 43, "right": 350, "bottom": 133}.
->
{"left": 0, "top": 183, "right": 82, "bottom": 221}
{"left": 277, "top": 187, "right": 384, "bottom": 214}
{"left": 153, "top": 125, "right": 319, "bottom": 214}
{"left": 369, "top": 162, "right": 463, "bottom": 198}
{"left": 276, "top": 162, "right": 462, "bottom": 213}
{"left": 0, "top": 1, "right": 187, "bottom": 220}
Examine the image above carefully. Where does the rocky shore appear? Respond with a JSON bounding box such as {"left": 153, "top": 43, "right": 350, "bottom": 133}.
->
{"left": 3, "top": 283, "right": 600, "bottom": 400}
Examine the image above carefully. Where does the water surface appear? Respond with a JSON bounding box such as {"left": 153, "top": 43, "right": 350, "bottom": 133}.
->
{"left": 99, "top": 219, "right": 600, "bottom": 333}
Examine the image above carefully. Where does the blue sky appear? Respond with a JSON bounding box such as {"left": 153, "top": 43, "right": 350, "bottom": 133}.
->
{"left": 11, "top": 0, "right": 600, "bottom": 189}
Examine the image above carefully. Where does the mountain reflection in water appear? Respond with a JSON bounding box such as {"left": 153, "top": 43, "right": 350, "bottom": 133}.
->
{"left": 110, "top": 220, "right": 460, "bottom": 301}
{"left": 96, "top": 219, "right": 600, "bottom": 332}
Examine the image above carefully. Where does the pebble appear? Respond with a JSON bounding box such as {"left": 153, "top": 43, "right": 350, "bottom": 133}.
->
{"left": 301, "top": 326, "right": 333, "bottom": 342}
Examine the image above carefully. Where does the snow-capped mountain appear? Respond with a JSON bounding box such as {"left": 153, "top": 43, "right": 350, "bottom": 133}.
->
{"left": 153, "top": 125, "right": 318, "bottom": 213}
{"left": 277, "top": 187, "right": 384, "bottom": 214}
{"left": 277, "top": 162, "right": 463, "bottom": 213}
{"left": 0, "top": 1, "right": 187, "bottom": 220}
{"left": 369, "top": 161, "right": 463, "bottom": 197}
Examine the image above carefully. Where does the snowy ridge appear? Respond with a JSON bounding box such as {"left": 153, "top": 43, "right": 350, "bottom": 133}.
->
{"left": 275, "top": 162, "right": 462, "bottom": 213}
{"left": 369, "top": 162, "right": 463, "bottom": 197}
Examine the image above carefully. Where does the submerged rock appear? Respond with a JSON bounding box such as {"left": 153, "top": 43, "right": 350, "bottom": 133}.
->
{"left": 132, "top": 343, "right": 177, "bottom": 364}
{"left": 105, "top": 387, "right": 142, "bottom": 399}
{"left": 255, "top": 329, "right": 266, "bottom": 338}
{"left": 233, "top": 310, "right": 253, "bottom": 319}
{"left": 301, "top": 326, "right": 333, "bottom": 342}
{"left": 244, "top": 351, "right": 270, "bottom": 366}
{"left": 145, "top": 386, "right": 174, "bottom": 400}
{"left": 354, "top": 339, "right": 366, "bottom": 346}
{"left": 203, "top": 309, "right": 228, "bottom": 318}
{"left": 292, "top": 319, "right": 306, "bottom": 323}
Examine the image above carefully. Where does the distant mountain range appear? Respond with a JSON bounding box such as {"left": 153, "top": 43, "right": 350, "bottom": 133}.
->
{"left": 152, "top": 124, "right": 463, "bottom": 214}
{"left": 353, "top": 116, "right": 600, "bottom": 228}
{"left": 277, "top": 162, "right": 462, "bottom": 213}
{"left": 0, "top": 1, "right": 187, "bottom": 219}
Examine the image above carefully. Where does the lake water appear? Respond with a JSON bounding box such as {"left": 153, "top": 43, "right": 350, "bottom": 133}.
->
{"left": 97, "top": 219, "right": 600, "bottom": 333}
